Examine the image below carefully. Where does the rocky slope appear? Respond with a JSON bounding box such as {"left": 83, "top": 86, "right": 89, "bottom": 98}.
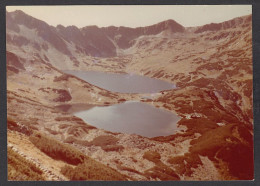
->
{"left": 6, "top": 10, "right": 253, "bottom": 181}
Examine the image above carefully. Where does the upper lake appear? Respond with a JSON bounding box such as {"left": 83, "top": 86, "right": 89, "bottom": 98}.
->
{"left": 64, "top": 70, "right": 176, "bottom": 93}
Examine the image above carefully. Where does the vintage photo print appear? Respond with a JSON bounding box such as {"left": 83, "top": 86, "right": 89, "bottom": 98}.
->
{"left": 6, "top": 5, "right": 253, "bottom": 181}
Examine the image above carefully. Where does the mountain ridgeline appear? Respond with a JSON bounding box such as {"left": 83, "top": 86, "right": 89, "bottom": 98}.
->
{"left": 6, "top": 10, "right": 251, "bottom": 58}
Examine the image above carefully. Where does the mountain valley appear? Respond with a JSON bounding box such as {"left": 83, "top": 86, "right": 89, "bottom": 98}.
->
{"left": 6, "top": 10, "right": 253, "bottom": 181}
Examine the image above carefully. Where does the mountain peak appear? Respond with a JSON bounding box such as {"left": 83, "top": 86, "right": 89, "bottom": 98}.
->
{"left": 162, "top": 19, "right": 179, "bottom": 25}
{"left": 12, "top": 9, "right": 26, "bottom": 15}
{"left": 142, "top": 19, "right": 185, "bottom": 35}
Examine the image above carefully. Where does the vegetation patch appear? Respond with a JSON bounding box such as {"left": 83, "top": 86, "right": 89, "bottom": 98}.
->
{"left": 8, "top": 147, "right": 44, "bottom": 181}
{"left": 52, "top": 89, "right": 72, "bottom": 102}
{"left": 60, "top": 161, "right": 127, "bottom": 180}
{"left": 88, "top": 135, "right": 124, "bottom": 152}
{"left": 102, "top": 144, "right": 124, "bottom": 152}
{"left": 53, "top": 74, "right": 70, "bottom": 82}
{"left": 7, "top": 117, "right": 32, "bottom": 136}
{"left": 143, "top": 151, "right": 161, "bottom": 163}
{"left": 189, "top": 124, "right": 253, "bottom": 179}
{"left": 142, "top": 150, "right": 180, "bottom": 180}
{"left": 55, "top": 116, "right": 91, "bottom": 126}
{"left": 27, "top": 132, "right": 127, "bottom": 180}
{"left": 89, "top": 135, "right": 119, "bottom": 146}
{"left": 116, "top": 164, "right": 141, "bottom": 175}
{"left": 39, "top": 88, "right": 72, "bottom": 102}
{"left": 64, "top": 134, "right": 124, "bottom": 152}
{"left": 178, "top": 117, "right": 218, "bottom": 134}
{"left": 66, "top": 125, "right": 93, "bottom": 137}
{"left": 45, "top": 127, "right": 59, "bottom": 135}
{"left": 167, "top": 153, "right": 202, "bottom": 176}
{"left": 7, "top": 65, "right": 19, "bottom": 74}
{"left": 144, "top": 162, "right": 180, "bottom": 180}
{"left": 29, "top": 132, "right": 84, "bottom": 165}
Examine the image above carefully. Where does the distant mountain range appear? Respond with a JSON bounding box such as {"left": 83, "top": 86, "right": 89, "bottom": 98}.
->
{"left": 6, "top": 10, "right": 251, "bottom": 58}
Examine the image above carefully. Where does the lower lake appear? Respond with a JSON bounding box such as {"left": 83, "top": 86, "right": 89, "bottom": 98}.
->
{"left": 74, "top": 101, "right": 180, "bottom": 138}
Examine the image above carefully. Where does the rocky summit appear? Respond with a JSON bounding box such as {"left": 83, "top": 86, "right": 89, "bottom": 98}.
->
{"left": 6, "top": 10, "right": 253, "bottom": 181}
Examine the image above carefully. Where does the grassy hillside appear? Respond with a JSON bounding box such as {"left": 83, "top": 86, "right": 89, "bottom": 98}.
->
{"left": 8, "top": 147, "right": 44, "bottom": 181}
{"left": 29, "top": 132, "right": 128, "bottom": 180}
